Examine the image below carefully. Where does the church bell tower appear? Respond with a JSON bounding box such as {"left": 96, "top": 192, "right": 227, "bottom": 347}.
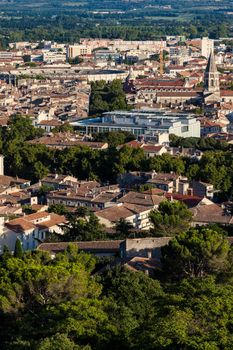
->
{"left": 204, "top": 51, "right": 220, "bottom": 94}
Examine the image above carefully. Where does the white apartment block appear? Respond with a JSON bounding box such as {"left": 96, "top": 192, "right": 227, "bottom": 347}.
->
{"left": 201, "top": 37, "right": 214, "bottom": 59}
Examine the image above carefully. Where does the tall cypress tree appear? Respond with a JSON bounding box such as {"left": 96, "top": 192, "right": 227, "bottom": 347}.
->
{"left": 14, "top": 238, "right": 23, "bottom": 259}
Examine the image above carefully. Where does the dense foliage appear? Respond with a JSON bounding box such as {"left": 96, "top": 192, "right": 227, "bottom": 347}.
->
{"left": 89, "top": 80, "right": 130, "bottom": 116}
{"left": 169, "top": 134, "right": 231, "bottom": 151}
{"left": 0, "top": 1, "right": 231, "bottom": 47}
{"left": 149, "top": 200, "right": 193, "bottom": 236}
{"left": 1, "top": 228, "right": 233, "bottom": 349}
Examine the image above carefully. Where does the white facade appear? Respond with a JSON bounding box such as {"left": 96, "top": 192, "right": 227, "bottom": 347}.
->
{"left": 201, "top": 37, "right": 214, "bottom": 59}
{"left": 0, "top": 213, "right": 65, "bottom": 252}
{"left": 78, "top": 110, "right": 201, "bottom": 138}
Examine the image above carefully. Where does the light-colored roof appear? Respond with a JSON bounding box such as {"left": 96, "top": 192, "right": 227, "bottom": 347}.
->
{"left": 38, "top": 119, "right": 62, "bottom": 126}
{"left": 5, "top": 212, "right": 66, "bottom": 233}
{"left": 96, "top": 203, "right": 150, "bottom": 222}
{"left": 0, "top": 175, "right": 30, "bottom": 186}
{"left": 191, "top": 203, "right": 233, "bottom": 224}
{"left": 118, "top": 191, "right": 165, "bottom": 207}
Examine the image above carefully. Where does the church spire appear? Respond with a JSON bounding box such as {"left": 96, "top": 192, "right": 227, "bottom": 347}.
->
{"left": 205, "top": 51, "right": 217, "bottom": 73}
{"left": 204, "top": 51, "right": 220, "bottom": 94}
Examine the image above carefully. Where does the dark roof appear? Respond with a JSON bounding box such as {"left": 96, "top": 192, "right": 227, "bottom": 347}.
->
{"left": 37, "top": 240, "right": 123, "bottom": 254}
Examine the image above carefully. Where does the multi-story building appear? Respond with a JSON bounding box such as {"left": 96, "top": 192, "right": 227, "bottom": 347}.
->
{"left": 75, "top": 109, "right": 201, "bottom": 138}
{"left": 201, "top": 37, "right": 214, "bottom": 59}
{"left": 67, "top": 45, "right": 92, "bottom": 59}
{"left": 0, "top": 212, "right": 66, "bottom": 252}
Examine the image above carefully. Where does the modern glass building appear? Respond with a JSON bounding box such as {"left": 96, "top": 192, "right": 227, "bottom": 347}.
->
{"left": 72, "top": 109, "right": 201, "bottom": 138}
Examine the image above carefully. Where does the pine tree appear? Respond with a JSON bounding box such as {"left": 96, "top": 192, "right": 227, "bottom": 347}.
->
{"left": 14, "top": 238, "right": 23, "bottom": 259}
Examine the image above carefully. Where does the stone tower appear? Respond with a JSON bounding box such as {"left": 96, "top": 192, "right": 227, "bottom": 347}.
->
{"left": 204, "top": 51, "right": 220, "bottom": 94}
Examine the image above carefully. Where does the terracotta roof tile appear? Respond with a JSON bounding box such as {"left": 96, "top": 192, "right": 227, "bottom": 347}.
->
{"left": 96, "top": 203, "right": 150, "bottom": 223}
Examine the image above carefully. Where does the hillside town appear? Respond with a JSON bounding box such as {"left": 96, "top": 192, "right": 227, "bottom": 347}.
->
{"left": 0, "top": 36, "right": 232, "bottom": 259}
{"left": 0, "top": 0, "right": 233, "bottom": 344}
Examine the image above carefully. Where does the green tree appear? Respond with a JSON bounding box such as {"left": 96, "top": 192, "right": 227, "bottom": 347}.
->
{"left": 48, "top": 204, "right": 68, "bottom": 216}
{"left": 0, "top": 247, "right": 112, "bottom": 349}
{"left": 93, "top": 131, "right": 135, "bottom": 148}
{"left": 149, "top": 200, "right": 193, "bottom": 236}
{"left": 141, "top": 277, "right": 233, "bottom": 349}
{"left": 101, "top": 267, "right": 165, "bottom": 349}
{"left": 162, "top": 227, "right": 230, "bottom": 279}
{"left": 89, "top": 80, "right": 130, "bottom": 116}
{"left": 64, "top": 211, "right": 106, "bottom": 241}
{"left": 52, "top": 123, "right": 74, "bottom": 134}
{"left": 115, "top": 218, "right": 134, "bottom": 238}
{"left": 36, "top": 333, "right": 87, "bottom": 350}
{"left": 14, "top": 238, "right": 23, "bottom": 259}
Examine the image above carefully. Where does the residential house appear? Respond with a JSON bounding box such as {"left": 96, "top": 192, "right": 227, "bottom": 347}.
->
{"left": 95, "top": 202, "right": 152, "bottom": 230}
{"left": 118, "top": 140, "right": 167, "bottom": 157}
{"left": 40, "top": 173, "right": 79, "bottom": 190}
{"left": 47, "top": 185, "right": 121, "bottom": 210}
{"left": 118, "top": 191, "right": 165, "bottom": 208}
{"left": 146, "top": 172, "right": 182, "bottom": 193}
{"left": 0, "top": 175, "right": 31, "bottom": 195}
{"left": 190, "top": 202, "right": 233, "bottom": 226}
{"left": 29, "top": 134, "right": 108, "bottom": 150}
{"left": 37, "top": 119, "right": 63, "bottom": 132}
{"left": 192, "top": 180, "right": 214, "bottom": 199}
{"left": 0, "top": 211, "right": 66, "bottom": 252}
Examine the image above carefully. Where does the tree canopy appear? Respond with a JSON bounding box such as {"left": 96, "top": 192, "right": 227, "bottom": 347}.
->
{"left": 162, "top": 227, "right": 230, "bottom": 279}
{"left": 149, "top": 200, "right": 193, "bottom": 236}
{"left": 2, "top": 228, "right": 233, "bottom": 349}
{"left": 89, "top": 80, "right": 130, "bottom": 116}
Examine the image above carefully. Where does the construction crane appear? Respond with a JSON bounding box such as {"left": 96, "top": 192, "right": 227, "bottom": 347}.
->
{"left": 159, "top": 41, "right": 164, "bottom": 77}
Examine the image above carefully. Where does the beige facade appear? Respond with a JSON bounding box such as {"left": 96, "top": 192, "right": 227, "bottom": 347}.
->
{"left": 67, "top": 45, "right": 92, "bottom": 58}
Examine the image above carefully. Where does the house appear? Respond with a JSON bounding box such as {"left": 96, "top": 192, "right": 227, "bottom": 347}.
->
{"left": 47, "top": 186, "right": 121, "bottom": 210}
{"left": 0, "top": 175, "right": 31, "bottom": 195}
{"left": 146, "top": 172, "right": 181, "bottom": 193}
{"left": 0, "top": 205, "right": 23, "bottom": 217}
{"left": 29, "top": 134, "right": 108, "bottom": 150}
{"left": 165, "top": 193, "right": 204, "bottom": 208}
{"left": 95, "top": 203, "right": 152, "bottom": 230}
{"left": 168, "top": 147, "right": 203, "bottom": 160}
{"left": 40, "top": 173, "right": 79, "bottom": 190}
{"left": 118, "top": 171, "right": 183, "bottom": 193}
{"left": 118, "top": 171, "right": 154, "bottom": 188}
{"left": 0, "top": 211, "right": 66, "bottom": 252}
{"left": 192, "top": 180, "right": 214, "bottom": 199}
{"left": 118, "top": 191, "right": 165, "bottom": 208}
{"left": 190, "top": 202, "right": 233, "bottom": 226}
{"left": 118, "top": 141, "right": 167, "bottom": 157}
{"left": 200, "top": 118, "right": 226, "bottom": 137}
{"left": 142, "top": 145, "right": 167, "bottom": 157}
{"left": 37, "top": 119, "right": 63, "bottom": 132}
